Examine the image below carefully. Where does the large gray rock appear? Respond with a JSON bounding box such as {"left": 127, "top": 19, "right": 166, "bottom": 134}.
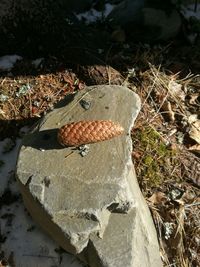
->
{"left": 107, "top": 0, "right": 181, "bottom": 42}
{"left": 16, "top": 85, "right": 162, "bottom": 267}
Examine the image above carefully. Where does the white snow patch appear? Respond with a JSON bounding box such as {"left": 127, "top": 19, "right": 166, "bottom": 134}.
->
{"left": 181, "top": 4, "right": 200, "bottom": 20}
{"left": 0, "top": 134, "right": 84, "bottom": 267}
{"left": 1, "top": 200, "right": 83, "bottom": 267}
{"left": 0, "top": 138, "right": 22, "bottom": 197}
{"left": 32, "top": 58, "right": 44, "bottom": 68}
{"left": 187, "top": 32, "right": 198, "bottom": 43}
{"left": 180, "top": 3, "right": 200, "bottom": 43}
{"left": 0, "top": 55, "right": 22, "bottom": 71}
{"left": 102, "top": 3, "right": 115, "bottom": 17}
{"left": 75, "top": 3, "right": 115, "bottom": 24}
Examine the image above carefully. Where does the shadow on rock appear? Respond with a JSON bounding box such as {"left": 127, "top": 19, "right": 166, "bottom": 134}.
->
{"left": 23, "top": 128, "right": 63, "bottom": 150}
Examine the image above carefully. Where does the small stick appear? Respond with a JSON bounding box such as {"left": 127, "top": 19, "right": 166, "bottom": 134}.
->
{"left": 65, "top": 151, "right": 74, "bottom": 158}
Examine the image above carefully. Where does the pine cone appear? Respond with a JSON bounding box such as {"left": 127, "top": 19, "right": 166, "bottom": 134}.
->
{"left": 57, "top": 120, "right": 124, "bottom": 147}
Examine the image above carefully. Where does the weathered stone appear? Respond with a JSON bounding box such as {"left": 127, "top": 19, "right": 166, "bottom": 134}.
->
{"left": 80, "top": 167, "right": 162, "bottom": 267}
{"left": 17, "top": 85, "right": 139, "bottom": 252}
{"left": 16, "top": 85, "right": 162, "bottom": 266}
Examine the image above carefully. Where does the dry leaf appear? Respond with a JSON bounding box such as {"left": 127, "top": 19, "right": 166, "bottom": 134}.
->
{"left": 162, "top": 101, "right": 175, "bottom": 122}
{"left": 188, "top": 114, "right": 198, "bottom": 124}
{"left": 189, "top": 93, "right": 199, "bottom": 105}
{"left": 168, "top": 80, "right": 185, "bottom": 101}
{"left": 188, "top": 144, "right": 200, "bottom": 154}
{"left": 111, "top": 27, "right": 126, "bottom": 43}
{"left": 148, "top": 192, "right": 167, "bottom": 205}
{"left": 132, "top": 151, "right": 142, "bottom": 160}
{"left": 182, "top": 151, "right": 200, "bottom": 186}
{"left": 189, "top": 119, "right": 200, "bottom": 144}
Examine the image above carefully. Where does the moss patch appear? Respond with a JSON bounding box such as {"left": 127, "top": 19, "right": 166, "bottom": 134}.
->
{"left": 132, "top": 126, "right": 178, "bottom": 189}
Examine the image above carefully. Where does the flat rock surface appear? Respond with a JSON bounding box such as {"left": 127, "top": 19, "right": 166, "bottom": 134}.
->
{"left": 16, "top": 85, "right": 141, "bottom": 254}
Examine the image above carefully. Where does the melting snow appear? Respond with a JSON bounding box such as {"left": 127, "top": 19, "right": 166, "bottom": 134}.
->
{"left": 180, "top": 3, "right": 200, "bottom": 43}
{"left": 0, "top": 55, "right": 22, "bottom": 71}
{"left": 0, "top": 138, "right": 22, "bottom": 196}
{"left": 32, "top": 58, "right": 44, "bottom": 68}
{"left": 75, "top": 3, "right": 115, "bottom": 24}
{"left": 181, "top": 3, "right": 200, "bottom": 20}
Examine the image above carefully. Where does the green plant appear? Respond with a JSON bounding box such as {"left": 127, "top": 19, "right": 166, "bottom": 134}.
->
{"left": 132, "top": 126, "right": 178, "bottom": 188}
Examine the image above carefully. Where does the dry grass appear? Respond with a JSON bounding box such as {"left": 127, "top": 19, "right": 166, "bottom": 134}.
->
{"left": 130, "top": 62, "right": 200, "bottom": 266}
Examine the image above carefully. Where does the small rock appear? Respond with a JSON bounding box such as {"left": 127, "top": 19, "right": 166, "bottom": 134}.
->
{"left": 78, "top": 145, "right": 90, "bottom": 157}
{"left": 79, "top": 99, "right": 91, "bottom": 110}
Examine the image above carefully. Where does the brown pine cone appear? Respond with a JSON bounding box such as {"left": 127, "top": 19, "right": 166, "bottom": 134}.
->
{"left": 57, "top": 120, "right": 124, "bottom": 147}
